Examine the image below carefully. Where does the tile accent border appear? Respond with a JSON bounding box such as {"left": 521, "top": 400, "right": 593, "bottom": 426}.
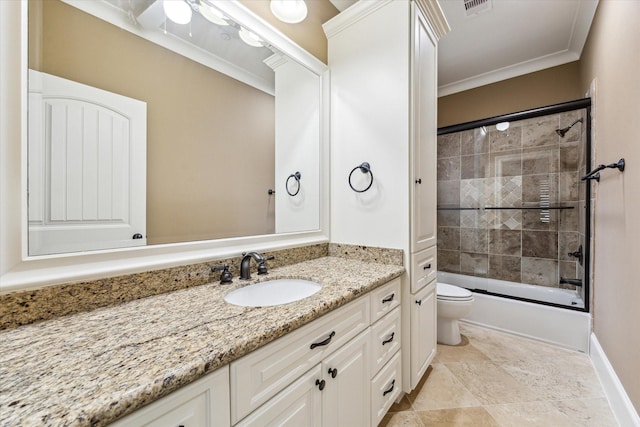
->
{"left": 328, "top": 243, "right": 404, "bottom": 266}
{"left": 0, "top": 243, "right": 329, "bottom": 330}
{"left": 590, "top": 333, "right": 640, "bottom": 427}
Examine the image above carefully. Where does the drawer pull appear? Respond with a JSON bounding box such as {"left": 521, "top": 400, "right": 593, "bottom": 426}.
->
{"left": 310, "top": 331, "right": 336, "bottom": 349}
{"left": 415, "top": 299, "right": 422, "bottom": 306}
{"left": 382, "top": 332, "right": 395, "bottom": 346}
{"left": 328, "top": 368, "right": 338, "bottom": 378}
{"left": 383, "top": 379, "right": 396, "bottom": 396}
{"left": 316, "top": 379, "right": 326, "bottom": 390}
{"left": 423, "top": 263, "right": 431, "bottom": 270}
{"left": 381, "top": 293, "right": 395, "bottom": 304}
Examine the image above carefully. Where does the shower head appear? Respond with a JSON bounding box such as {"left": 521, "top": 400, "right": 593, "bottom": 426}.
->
{"left": 556, "top": 118, "right": 584, "bottom": 137}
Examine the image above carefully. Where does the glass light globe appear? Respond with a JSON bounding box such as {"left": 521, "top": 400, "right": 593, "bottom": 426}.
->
{"left": 163, "top": 0, "right": 192, "bottom": 25}
{"left": 239, "top": 27, "right": 263, "bottom": 47}
{"left": 199, "top": 3, "right": 228, "bottom": 26}
{"left": 270, "top": 0, "right": 308, "bottom": 24}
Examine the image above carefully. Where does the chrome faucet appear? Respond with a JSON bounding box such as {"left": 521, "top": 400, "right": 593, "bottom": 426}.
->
{"left": 239, "top": 252, "right": 274, "bottom": 280}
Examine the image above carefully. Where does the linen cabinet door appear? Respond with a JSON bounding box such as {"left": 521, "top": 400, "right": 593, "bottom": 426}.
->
{"left": 410, "top": 280, "right": 437, "bottom": 389}
{"left": 322, "top": 330, "right": 371, "bottom": 427}
{"left": 410, "top": 3, "right": 438, "bottom": 253}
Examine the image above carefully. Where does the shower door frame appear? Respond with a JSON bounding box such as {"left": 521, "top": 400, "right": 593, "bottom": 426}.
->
{"left": 437, "top": 98, "right": 592, "bottom": 313}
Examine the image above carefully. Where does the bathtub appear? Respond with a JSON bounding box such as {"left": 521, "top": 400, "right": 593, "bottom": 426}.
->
{"left": 438, "top": 272, "right": 592, "bottom": 352}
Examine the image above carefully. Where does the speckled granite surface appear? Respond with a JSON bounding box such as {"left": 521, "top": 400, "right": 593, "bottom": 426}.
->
{"left": 0, "top": 243, "right": 329, "bottom": 330}
{"left": 329, "top": 243, "right": 404, "bottom": 265}
{"left": 0, "top": 257, "right": 404, "bottom": 427}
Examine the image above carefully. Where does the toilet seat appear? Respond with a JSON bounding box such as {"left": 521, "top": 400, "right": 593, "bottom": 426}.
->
{"left": 437, "top": 283, "right": 473, "bottom": 301}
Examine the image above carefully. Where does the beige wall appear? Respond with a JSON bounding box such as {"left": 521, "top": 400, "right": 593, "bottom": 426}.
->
{"left": 31, "top": 0, "right": 277, "bottom": 245}
{"left": 437, "top": 62, "right": 582, "bottom": 127}
{"left": 579, "top": 0, "right": 640, "bottom": 412}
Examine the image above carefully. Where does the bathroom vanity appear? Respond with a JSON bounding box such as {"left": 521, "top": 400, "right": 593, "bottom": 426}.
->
{"left": 0, "top": 256, "right": 404, "bottom": 426}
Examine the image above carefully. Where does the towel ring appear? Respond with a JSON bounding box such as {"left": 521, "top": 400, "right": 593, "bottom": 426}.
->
{"left": 286, "top": 171, "right": 302, "bottom": 196}
{"left": 348, "top": 162, "right": 373, "bottom": 193}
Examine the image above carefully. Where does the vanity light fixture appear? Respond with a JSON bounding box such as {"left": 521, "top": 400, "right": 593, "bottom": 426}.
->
{"left": 496, "top": 121, "right": 510, "bottom": 131}
{"left": 163, "top": 0, "right": 192, "bottom": 25}
{"left": 198, "top": 2, "right": 229, "bottom": 26}
{"left": 270, "top": 0, "right": 308, "bottom": 24}
{"left": 238, "top": 27, "right": 263, "bottom": 47}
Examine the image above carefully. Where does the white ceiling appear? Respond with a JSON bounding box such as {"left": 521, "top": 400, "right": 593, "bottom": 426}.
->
{"left": 329, "top": 0, "right": 599, "bottom": 97}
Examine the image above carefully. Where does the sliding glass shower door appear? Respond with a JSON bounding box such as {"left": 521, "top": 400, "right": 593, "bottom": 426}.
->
{"left": 436, "top": 99, "right": 591, "bottom": 311}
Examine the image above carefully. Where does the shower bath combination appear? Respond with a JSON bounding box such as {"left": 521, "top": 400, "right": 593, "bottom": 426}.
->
{"left": 556, "top": 118, "right": 584, "bottom": 137}
{"left": 436, "top": 99, "right": 592, "bottom": 312}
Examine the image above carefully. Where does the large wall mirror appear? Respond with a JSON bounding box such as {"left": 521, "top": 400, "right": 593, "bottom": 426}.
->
{"left": 27, "top": 0, "right": 324, "bottom": 256}
{"left": 0, "top": 0, "right": 329, "bottom": 293}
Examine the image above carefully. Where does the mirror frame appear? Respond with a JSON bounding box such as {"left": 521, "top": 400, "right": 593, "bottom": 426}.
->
{"left": 0, "top": 0, "right": 329, "bottom": 293}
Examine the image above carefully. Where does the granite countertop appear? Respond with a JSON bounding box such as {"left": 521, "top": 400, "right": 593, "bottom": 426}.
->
{"left": 0, "top": 256, "right": 404, "bottom": 427}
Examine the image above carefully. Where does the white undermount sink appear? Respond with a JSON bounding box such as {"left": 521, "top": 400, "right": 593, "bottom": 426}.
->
{"left": 223, "top": 279, "right": 322, "bottom": 307}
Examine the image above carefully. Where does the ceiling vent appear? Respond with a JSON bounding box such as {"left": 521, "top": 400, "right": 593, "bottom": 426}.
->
{"left": 463, "top": 0, "right": 492, "bottom": 17}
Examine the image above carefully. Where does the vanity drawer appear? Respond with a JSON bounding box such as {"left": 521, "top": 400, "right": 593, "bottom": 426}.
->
{"left": 371, "top": 351, "right": 402, "bottom": 427}
{"left": 411, "top": 246, "right": 436, "bottom": 293}
{"left": 230, "top": 296, "right": 370, "bottom": 424}
{"left": 370, "top": 277, "right": 401, "bottom": 323}
{"left": 370, "top": 306, "right": 401, "bottom": 377}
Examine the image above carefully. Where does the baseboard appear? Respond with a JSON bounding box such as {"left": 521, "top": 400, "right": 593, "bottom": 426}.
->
{"left": 590, "top": 333, "right": 640, "bottom": 426}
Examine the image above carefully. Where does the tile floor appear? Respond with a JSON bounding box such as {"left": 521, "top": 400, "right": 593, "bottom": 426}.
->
{"left": 381, "top": 323, "right": 618, "bottom": 426}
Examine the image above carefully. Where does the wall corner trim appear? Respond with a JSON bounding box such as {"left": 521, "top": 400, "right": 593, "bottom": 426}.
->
{"left": 589, "top": 333, "right": 640, "bottom": 426}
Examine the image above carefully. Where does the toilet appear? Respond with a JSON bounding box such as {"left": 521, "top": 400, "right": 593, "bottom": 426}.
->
{"left": 436, "top": 283, "right": 474, "bottom": 345}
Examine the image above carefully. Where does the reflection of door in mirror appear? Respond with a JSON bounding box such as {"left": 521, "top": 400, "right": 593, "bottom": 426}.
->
{"left": 28, "top": 70, "right": 147, "bottom": 256}
{"left": 28, "top": 0, "right": 278, "bottom": 251}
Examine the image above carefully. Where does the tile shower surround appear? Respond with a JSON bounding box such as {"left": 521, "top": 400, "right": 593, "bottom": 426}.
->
{"left": 437, "top": 109, "right": 587, "bottom": 291}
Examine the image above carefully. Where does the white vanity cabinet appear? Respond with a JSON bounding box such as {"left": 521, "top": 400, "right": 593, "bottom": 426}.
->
{"left": 110, "top": 366, "right": 230, "bottom": 427}
{"left": 231, "top": 278, "right": 402, "bottom": 427}
{"left": 229, "top": 296, "right": 371, "bottom": 424}
{"left": 323, "top": 0, "right": 448, "bottom": 396}
{"left": 110, "top": 278, "right": 403, "bottom": 427}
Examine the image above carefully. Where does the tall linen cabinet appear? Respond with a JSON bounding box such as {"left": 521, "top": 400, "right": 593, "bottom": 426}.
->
{"left": 324, "top": 0, "right": 449, "bottom": 392}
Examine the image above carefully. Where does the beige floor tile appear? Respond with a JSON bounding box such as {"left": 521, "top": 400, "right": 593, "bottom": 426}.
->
{"left": 409, "top": 363, "right": 482, "bottom": 411}
{"left": 433, "top": 335, "right": 492, "bottom": 363}
{"left": 553, "top": 398, "right": 619, "bottom": 427}
{"left": 485, "top": 398, "right": 618, "bottom": 427}
{"left": 445, "top": 360, "right": 543, "bottom": 405}
{"left": 380, "top": 325, "right": 617, "bottom": 426}
{"left": 485, "top": 401, "right": 577, "bottom": 426}
{"left": 417, "top": 407, "right": 500, "bottom": 427}
{"left": 379, "top": 410, "right": 424, "bottom": 427}
{"left": 501, "top": 353, "right": 604, "bottom": 401}
{"left": 387, "top": 395, "right": 413, "bottom": 413}
{"left": 460, "top": 323, "right": 575, "bottom": 364}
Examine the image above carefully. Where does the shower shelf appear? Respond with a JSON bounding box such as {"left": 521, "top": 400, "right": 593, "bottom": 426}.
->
{"left": 437, "top": 206, "right": 575, "bottom": 211}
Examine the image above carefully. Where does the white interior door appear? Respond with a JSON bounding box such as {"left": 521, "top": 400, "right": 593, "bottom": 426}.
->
{"left": 28, "top": 70, "right": 146, "bottom": 255}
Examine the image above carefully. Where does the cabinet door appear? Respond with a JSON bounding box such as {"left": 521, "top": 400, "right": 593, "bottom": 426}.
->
{"left": 410, "top": 280, "right": 437, "bottom": 389}
{"left": 110, "top": 366, "right": 230, "bottom": 427}
{"left": 411, "top": 3, "right": 438, "bottom": 253}
{"left": 236, "top": 366, "right": 322, "bottom": 427}
{"left": 322, "top": 330, "right": 371, "bottom": 427}
{"left": 230, "top": 297, "right": 369, "bottom": 423}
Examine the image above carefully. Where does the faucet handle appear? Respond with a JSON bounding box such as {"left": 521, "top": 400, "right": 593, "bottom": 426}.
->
{"left": 257, "top": 256, "right": 275, "bottom": 275}
{"left": 213, "top": 264, "right": 233, "bottom": 284}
